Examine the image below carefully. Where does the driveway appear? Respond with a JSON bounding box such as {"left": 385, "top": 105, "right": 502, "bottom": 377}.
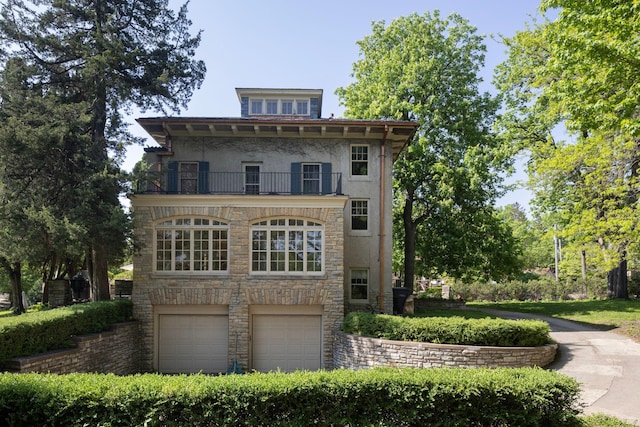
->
{"left": 480, "top": 309, "right": 640, "bottom": 425}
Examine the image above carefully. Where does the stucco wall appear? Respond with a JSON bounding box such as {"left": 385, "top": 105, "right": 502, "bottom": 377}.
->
{"left": 333, "top": 331, "right": 558, "bottom": 369}
{"left": 6, "top": 322, "right": 141, "bottom": 374}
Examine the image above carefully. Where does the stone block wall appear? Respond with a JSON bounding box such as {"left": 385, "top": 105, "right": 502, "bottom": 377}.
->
{"left": 131, "top": 198, "right": 346, "bottom": 372}
{"left": 334, "top": 331, "right": 558, "bottom": 370}
{"left": 6, "top": 322, "right": 141, "bottom": 374}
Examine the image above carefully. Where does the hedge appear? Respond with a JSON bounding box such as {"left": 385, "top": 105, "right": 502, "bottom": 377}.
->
{"left": 0, "top": 368, "right": 580, "bottom": 426}
{"left": 342, "top": 312, "right": 552, "bottom": 347}
{"left": 0, "top": 299, "right": 133, "bottom": 365}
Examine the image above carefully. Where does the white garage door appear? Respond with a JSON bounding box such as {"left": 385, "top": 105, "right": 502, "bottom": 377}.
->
{"left": 158, "top": 314, "right": 228, "bottom": 374}
{"left": 252, "top": 314, "right": 322, "bottom": 372}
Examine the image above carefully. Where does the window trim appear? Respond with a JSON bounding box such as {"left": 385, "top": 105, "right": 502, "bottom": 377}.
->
{"left": 250, "top": 218, "right": 324, "bottom": 275}
{"left": 154, "top": 217, "right": 229, "bottom": 274}
{"left": 349, "top": 268, "right": 369, "bottom": 302}
{"left": 350, "top": 144, "right": 369, "bottom": 177}
{"left": 350, "top": 199, "right": 369, "bottom": 232}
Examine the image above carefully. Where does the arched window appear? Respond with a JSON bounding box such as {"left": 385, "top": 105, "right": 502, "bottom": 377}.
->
{"left": 251, "top": 218, "right": 323, "bottom": 275}
{"left": 155, "top": 218, "right": 228, "bottom": 273}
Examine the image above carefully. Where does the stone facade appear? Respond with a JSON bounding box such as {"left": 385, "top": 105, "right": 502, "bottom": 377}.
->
{"left": 333, "top": 331, "right": 558, "bottom": 369}
{"left": 131, "top": 197, "right": 346, "bottom": 372}
{"left": 6, "top": 322, "right": 141, "bottom": 374}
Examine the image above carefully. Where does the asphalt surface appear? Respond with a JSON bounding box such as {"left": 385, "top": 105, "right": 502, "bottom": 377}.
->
{"left": 481, "top": 309, "right": 640, "bottom": 425}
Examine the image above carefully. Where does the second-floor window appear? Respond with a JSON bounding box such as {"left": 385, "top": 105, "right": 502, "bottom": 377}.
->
{"left": 155, "top": 218, "right": 229, "bottom": 273}
{"left": 302, "top": 164, "right": 320, "bottom": 194}
{"left": 351, "top": 199, "right": 369, "bottom": 231}
{"left": 251, "top": 219, "right": 323, "bottom": 275}
{"left": 351, "top": 145, "right": 369, "bottom": 176}
{"left": 350, "top": 269, "right": 369, "bottom": 301}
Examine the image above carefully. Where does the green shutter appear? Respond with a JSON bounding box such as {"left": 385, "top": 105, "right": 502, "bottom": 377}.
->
{"left": 198, "top": 162, "right": 209, "bottom": 194}
{"left": 167, "top": 161, "right": 178, "bottom": 193}
{"left": 322, "top": 163, "right": 332, "bottom": 194}
{"left": 291, "top": 162, "right": 302, "bottom": 194}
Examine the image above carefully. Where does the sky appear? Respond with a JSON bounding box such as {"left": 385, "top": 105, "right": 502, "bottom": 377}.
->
{"left": 124, "top": 0, "right": 546, "bottom": 209}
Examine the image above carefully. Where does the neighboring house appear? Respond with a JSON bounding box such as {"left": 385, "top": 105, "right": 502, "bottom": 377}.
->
{"left": 130, "top": 88, "right": 417, "bottom": 374}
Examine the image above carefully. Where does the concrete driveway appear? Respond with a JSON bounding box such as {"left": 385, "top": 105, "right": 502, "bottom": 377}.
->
{"left": 481, "top": 309, "right": 640, "bottom": 425}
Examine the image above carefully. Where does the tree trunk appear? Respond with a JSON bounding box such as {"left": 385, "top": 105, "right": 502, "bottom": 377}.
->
{"left": 402, "top": 193, "right": 417, "bottom": 291}
{"left": 91, "top": 239, "right": 110, "bottom": 300}
{"left": 607, "top": 255, "right": 628, "bottom": 299}
{"left": 3, "top": 261, "right": 24, "bottom": 314}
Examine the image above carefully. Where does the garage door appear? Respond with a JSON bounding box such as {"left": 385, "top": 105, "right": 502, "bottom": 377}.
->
{"left": 252, "top": 314, "right": 322, "bottom": 372}
{"left": 158, "top": 314, "right": 228, "bottom": 374}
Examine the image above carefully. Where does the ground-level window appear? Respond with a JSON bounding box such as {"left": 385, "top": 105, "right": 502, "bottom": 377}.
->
{"left": 351, "top": 199, "right": 368, "bottom": 231}
{"left": 155, "top": 218, "right": 228, "bottom": 273}
{"left": 251, "top": 218, "right": 323, "bottom": 274}
{"left": 350, "top": 269, "right": 369, "bottom": 301}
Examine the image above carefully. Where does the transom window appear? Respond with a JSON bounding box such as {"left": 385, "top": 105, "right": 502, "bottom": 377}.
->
{"left": 351, "top": 199, "right": 369, "bottom": 231}
{"left": 350, "top": 269, "right": 369, "bottom": 301}
{"left": 351, "top": 145, "right": 369, "bottom": 176}
{"left": 155, "top": 218, "right": 228, "bottom": 273}
{"left": 251, "top": 219, "right": 323, "bottom": 274}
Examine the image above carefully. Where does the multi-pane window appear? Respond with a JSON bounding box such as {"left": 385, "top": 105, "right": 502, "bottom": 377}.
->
{"left": 244, "top": 163, "right": 261, "bottom": 194}
{"left": 351, "top": 199, "right": 368, "bottom": 231}
{"left": 350, "top": 269, "right": 369, "bottom": 301}
{"left": 351, "top": 145, "right": 369, "bottom": 176}
{"left": 266, "top": 99, "right": 278, "bottom": 115}
{"left": 281, "top": 100, "right": 293, "bottom": 115}
{"left": 302, "top": 164, "right": 320, "bottom": 194}
{"left": 180, "top": 162, "right": 198, "bottom": 194}
{"left": 296, "top": 100, "right": 308, "bottom": 115}
{"left": 250, "top": 99, "right": 263, "bottom": 115}
{"left": 251, "top": 219, "right": 323, "bottom": 274}
{"left": 155, "top": 218, "right": 228, "bottom": 273}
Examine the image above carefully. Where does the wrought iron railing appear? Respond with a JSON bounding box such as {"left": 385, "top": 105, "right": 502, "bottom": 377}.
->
{"left": 134, "top": 171, "right": 343, "bottom": 195}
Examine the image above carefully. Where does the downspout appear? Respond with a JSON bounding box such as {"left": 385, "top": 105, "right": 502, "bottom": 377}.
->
{"left": 379, "top": 125, "right": 389, "bottom": 312}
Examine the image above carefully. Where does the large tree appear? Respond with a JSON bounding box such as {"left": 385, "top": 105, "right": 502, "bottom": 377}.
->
{"left": 495, "top": 1, "right": 640, "bottom": 297}
{"left": 337, "top": 11, "right": 516, "bottom": 287}
{"left": 0, "top": 0, "right": 205, "bottom": 299}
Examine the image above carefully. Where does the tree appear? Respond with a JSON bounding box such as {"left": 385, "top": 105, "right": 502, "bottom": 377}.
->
{"left": 0, "top": 0, "right": 206, "bottom": 299}
{"left": 495, "top": 1, "right": 640, "bottom": 297}
{"left": 337, "top": 11, "right": 516, "bottom": 287}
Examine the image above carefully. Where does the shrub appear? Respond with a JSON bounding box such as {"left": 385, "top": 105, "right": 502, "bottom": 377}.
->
{"left": 341, "top": 311, "right": 552, "bottom": 347}
{"left": 0, "top": 299, "right": 133, "bottom": 365}
{"left": 0, "top": 368, "right": 581, "bottom": 426}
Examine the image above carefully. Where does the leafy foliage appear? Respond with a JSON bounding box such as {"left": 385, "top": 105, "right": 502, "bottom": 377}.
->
{"left": 337, "top": 11, "right": 518, "bottom": 286}
{"left": 0, "top": 299, "right": 133, "bottom": 364}
{"left": 0, "top": 368, "right": 581, "bottom": 426}
{"left": 342, "top": 311, "right": 551, "bottom": 346}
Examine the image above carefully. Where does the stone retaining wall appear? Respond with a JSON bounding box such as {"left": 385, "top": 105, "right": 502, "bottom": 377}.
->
{"left": 334, "top": 331, "right": 557, "bottom": 369}
{"left": 5, "top": 322, "right": 141, "bottom": 375}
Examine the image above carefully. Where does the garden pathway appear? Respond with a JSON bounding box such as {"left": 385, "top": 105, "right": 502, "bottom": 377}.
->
{"left": 480, "top": 309, "right": 640, "bottom": 426}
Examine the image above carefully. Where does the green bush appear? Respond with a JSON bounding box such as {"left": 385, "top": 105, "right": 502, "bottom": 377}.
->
{"left": 416, "top": 286, "right": 443, "bottom": 300}
{"left": 0, "top": 368, "right": 580, "bottom": 426}
{"left": 0, "top": 299, "right": 133, "bottom": 365}
{"left": 342, "top": 312, "right": 552, "bottom": 346}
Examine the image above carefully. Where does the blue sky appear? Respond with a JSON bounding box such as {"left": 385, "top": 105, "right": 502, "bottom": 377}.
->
{"left": 125, "top": 0, "right": 545, "bottom": 208}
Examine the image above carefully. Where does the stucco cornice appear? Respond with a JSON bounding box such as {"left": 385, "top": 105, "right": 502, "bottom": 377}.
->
{"left": 129, "top": 194, "right": 348, "bottom": 209}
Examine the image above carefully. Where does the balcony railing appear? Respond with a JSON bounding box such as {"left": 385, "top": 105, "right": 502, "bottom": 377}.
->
{"left": 134, "top": 171, "right": 343, "bottom": 195}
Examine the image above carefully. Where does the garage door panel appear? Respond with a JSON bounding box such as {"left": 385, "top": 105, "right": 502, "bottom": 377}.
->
{"left": 252, "top": 314, "right": 321, "bottom": 372}
{"left": 158, "top": 314, "right": 228, "bottom": 374}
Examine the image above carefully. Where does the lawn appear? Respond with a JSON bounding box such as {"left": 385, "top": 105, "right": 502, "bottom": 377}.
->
{"left": 467, "top": 299, "right": 640, "bottom": 341}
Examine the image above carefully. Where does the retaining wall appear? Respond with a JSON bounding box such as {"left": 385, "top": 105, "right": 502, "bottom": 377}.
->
{"left": 334, "top": 331, "right": 557, "bottom": 370}
{"left": 5, "top": 322, "right": 141, "bottom": 375}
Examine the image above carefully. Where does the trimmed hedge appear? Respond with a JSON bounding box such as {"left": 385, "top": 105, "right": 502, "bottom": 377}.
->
{"left": 0, "top": 368, "right": 580, "bottom": 426}
{"left": 342, "top": 312, "right": 552, "bottom": 347}
{"left": 0, "top": 299, "right": 133, "bottom": 365}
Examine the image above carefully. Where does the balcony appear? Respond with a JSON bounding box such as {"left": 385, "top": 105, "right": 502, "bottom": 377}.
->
{"left": 134, "top": 171, "right": 343, "bottom": 195}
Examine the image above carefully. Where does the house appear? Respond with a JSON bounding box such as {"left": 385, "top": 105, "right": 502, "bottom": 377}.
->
{"left": 130, "top": 88, "right": 417, "bottom": 374}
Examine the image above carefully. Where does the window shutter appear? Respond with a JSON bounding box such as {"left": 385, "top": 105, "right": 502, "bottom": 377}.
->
{"left": 240, "top": 96, "right": 249, "bottom": 117}
{"left": 198, "top": 161, "right": 209, "bottom": 194}
{"left": 310, "top": 97, "right": 319, "bottom": 119}
{"left": 322, "top": 163, "right": 332, "bottom": 194}
{"left": 167, "top": 161, "right": 178, "bottom": 193}
{"left": 291, "top": 162, "right": 302, "bottom": 195}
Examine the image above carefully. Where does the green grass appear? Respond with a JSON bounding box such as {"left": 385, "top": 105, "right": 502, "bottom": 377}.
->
{"left": 580, "top": 413, "right": 636, "bottom": 426}
{"left": 467, "top": 299, "right": 640, "bottom": 341}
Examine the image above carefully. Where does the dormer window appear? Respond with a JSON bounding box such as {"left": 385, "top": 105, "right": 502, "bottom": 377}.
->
{"left": 249, "top": 98, "right": 311, "bottom": 116}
